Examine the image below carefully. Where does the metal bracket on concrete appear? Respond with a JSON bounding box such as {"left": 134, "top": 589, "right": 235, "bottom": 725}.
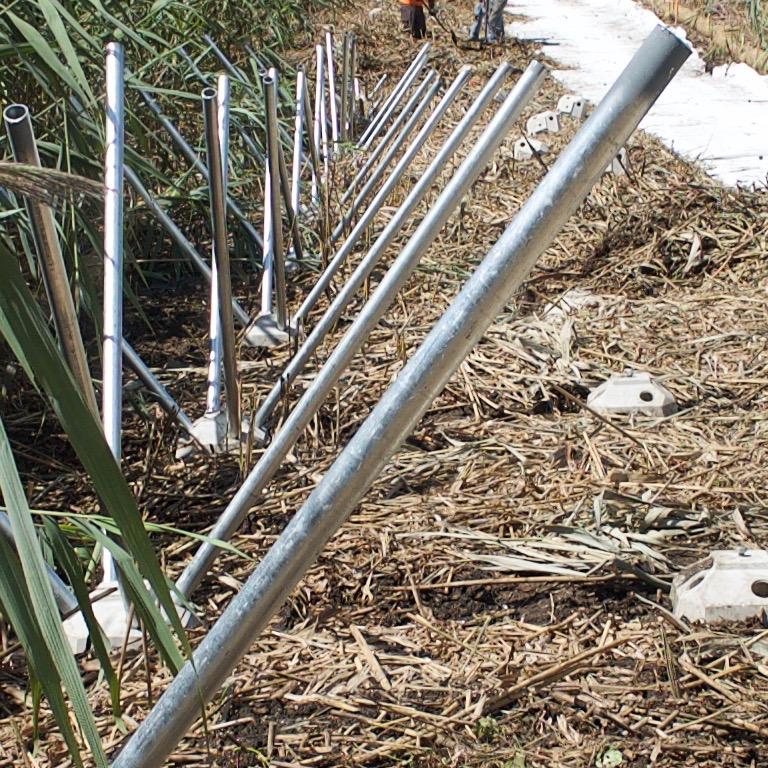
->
{"left": 513, "top": 136, "right": 549, "bottom": 161}
{"left": 587, "top": 369, "right": 677, "bottom": 417}
{"left": 606, "top": 146, "right": 628, "bottom": 175}
{"left": 557, "top": 94, "right": 586, "bottom": 120}
{"left": 62, "top": 588, "right": 142, "bottom": 655}
{"left": 526, "top": 110, "right": 560, "bottom": 135}
{"left": 175, "top": 411, "right": 265, "bottom": 459}
{"left": 672, "top": 549, "right": 768, "bottom": 623}
{"left": 246, "top": 312, "right": 291, "bottom": 348}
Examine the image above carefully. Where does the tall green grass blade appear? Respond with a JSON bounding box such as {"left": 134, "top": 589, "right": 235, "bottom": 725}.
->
{"left": 0, "top": 240, "right": 186, "bottom": 672}
{"left": 43, "top": 518, "right": 123, "bottom": 721}
{"left": 0, "top": 421, "right": 105, "bottom": 765}
{"left": 37, "top": 0, "right": 96, "bottom": 108}
{"left": 5, "top": 11, "right": 91, "bottom": 104}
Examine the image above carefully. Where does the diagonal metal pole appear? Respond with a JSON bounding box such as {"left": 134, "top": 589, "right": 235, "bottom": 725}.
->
{"left": 175, "top": 61, "right": 542, "bottom": 599}
{"left": 338, "top": 69, "right": 438, "bottom": 213}
{"left": 111, "top": 28, "right": 689, "bottom": 768}
{"left": 357, "top": 43, "right": 430, "bottom": 148}
{"left": 140, "top": 88, "right": 263, "bottom": 251}
{"left": 291, "top": 62, "right": 509, "bottom": 339}
{"left": 123, "top": 165, "right": 254, "bottom": 329}
{"left": 332, "top": 73, "right": 443, "bottom": 241}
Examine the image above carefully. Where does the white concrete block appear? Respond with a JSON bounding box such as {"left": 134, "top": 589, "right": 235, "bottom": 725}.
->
{"left": 526, "top": 110, "right": 560, "bottom": 135}
{"left": 513, "top": 136, "right": 549, "bottom": 162}
{"left": 672, "top": 550, "right": 768, "bottom": 623}
{"left": 587, "top": 369, "right": 677, "bottom": 417}
{"left": 557, "top": 94, "right": 586, "bottom": 120}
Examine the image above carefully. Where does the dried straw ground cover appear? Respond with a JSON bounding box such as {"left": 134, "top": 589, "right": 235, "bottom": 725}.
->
{"left": 2, "top": 1, "right": 768, "bottom": 766}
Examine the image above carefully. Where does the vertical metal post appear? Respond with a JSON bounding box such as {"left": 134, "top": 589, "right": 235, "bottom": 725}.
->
{"left": 339, "top": 33, "right": 351, "bottom": 142}
{"left": 263, "top": 69, "right": 287, "bottom": 329}
{"left": 325, "top": 30, "right": 339, "bottom": 151}
{"left": 291, "top": 69, "right": 306, "bottom": 219}
{"left": 111, "top": 28, "right": 689, "bottom": 768}
{"left": 102, "top": 41, "right": 125, "bottom": 584}
{"left": 202, "top": 85, "right": 240, "bottom": 437}
{"left": 123, "top": 165, "right": 253, "bottom": 329}
{"left": 349, "top": 36, "right": 358, "bottom": 137}
{"left": 175, "top": 62, "right": 542, "bottom": 598}
{"left": 3, "top": 104, "right": 99, "bottom": 420}
{"left": 313, "top": 44, "right": 329, "bottom": 190}
{"left": 260, "top": 158, "right": 275, "bottom": 317}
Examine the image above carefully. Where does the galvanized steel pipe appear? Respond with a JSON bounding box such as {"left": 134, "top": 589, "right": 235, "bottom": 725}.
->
{"left": 332, "top": 73, "right": 444, "bottom": 241}
{"left": 357, "top": 43, "right": 429, "bottom": 148}
{"left": 140, "top": 89, "right": 263, "bottom": 250}
{"left": 338, "top": 69, "right": 438, "bottom": 213}
{"left": 101, "top": 41, "right": 125, "bottom": 585}
{"left": 291, "top": 69, "right": 306, "bottom": 217}
{"left": 112, "top": 28, "right": 689, "bottom": 768}
{"left": 291, "top": 62, "right": 510, "bottom": 338}
{"left": 325, "top": 31, "right": 339, "bottom": 150}
{"left": 202, "top": 86, "right": 240, "bottom": 435}
{"left": 263, "top": 69, "right": 287, "bottom": 329}
{"left": 176, "top": 61, "right": 539, "bottom": 598}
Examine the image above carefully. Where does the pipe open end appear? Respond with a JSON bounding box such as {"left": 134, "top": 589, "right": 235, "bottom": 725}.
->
{"left": 3, "top": 104, "right": 30, "bottom": 124}
{"left": 202, "top": 87, "right": 217, "bottom": 100}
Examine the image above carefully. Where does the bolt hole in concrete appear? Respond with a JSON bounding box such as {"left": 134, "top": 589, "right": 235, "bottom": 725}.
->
{"left": 751, "top": 580, "right": 768, "bottom": 598}
{"left": 639, "top": 390, "right": 654, "bottom": 402}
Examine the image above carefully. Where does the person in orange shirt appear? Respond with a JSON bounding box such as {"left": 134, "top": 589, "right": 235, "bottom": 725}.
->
{"left": 400, "top": 0, "right": 435, "bottom": 39}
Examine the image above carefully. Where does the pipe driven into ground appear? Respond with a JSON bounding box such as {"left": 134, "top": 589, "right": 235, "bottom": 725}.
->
{"left": 340, "top": 33, "right": 351, "bottom": 142}
{"left": 111, "top": 28, "right": 689, "bottom": 768}
{"left": 291, "top": 69, "right": 306, "bottom": 218}
{"left": 357, "top": 43, "right": 429, "bottom": 149}
{"left": 338, "top": 70, "right": 438, "bottom": 213}
{"left": 313, "top": 45, "right": 329, "bottom": 191}
{"left": 202, "top": 86, "right": 240, "bottom": 437}
{"left": 121, "top": 341, "right": 195, "bottom": 435}
{"left": 332, "top": 72, "right": 444, "bottom": 242}
{"left": 288, "top": 62, "right": 509, "bottom": 349}
{"left": 101, "top": 41, "right": 125, "bottom": 586}
{"left": 325, "top": 31, "right": 339, "bottom": 150}
{"left": 3, "top": 105, "right": 99, "bottom": 420}
{"left": 176, "top": 60, "right": 539, "bottom": 599}
{"left": 263, "top": 69, "right": 288, "bottom": 329}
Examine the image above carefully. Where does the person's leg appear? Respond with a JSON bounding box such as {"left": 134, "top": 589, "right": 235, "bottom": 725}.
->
{"left": 400, "top": 5, "right": 412, "bottom": 32}
{"left": 412, "top": 6, "right": 426, "bottom": 38}
{"left": 488, "top": 0, "right": 506, "bottom": 42}
{"left": 468, "top": 1, "right": 484, "bottom": 40}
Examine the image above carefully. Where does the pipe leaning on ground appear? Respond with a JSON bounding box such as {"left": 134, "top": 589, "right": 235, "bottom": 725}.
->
{"left": 175, "top": 60, "right": 541, "bottom": 599}
{"left": 3, "top": 104, "right": 99, "bottom": 421}
{"left": 357, "top": 43, "right": 429, "bottom": 149}
{"left": 332, "top": 72, "right": 443, "bottom": 242}
{"left": 111, "top": 28, "right": 690, "bottom": 768}
{"left": 339, "top": 69, "right": 438, "bottom": 213}
{"left": 202, "top": 86, "right": 240, "bottom": 437}
{"left": 281, "top": 61, "right": 510, "bottom": 381}
{"left": 123, "top": 166, "right": 253, "bottom": 330}
{"left": 140, "top": 89, "right": 264, "bottom": 251}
